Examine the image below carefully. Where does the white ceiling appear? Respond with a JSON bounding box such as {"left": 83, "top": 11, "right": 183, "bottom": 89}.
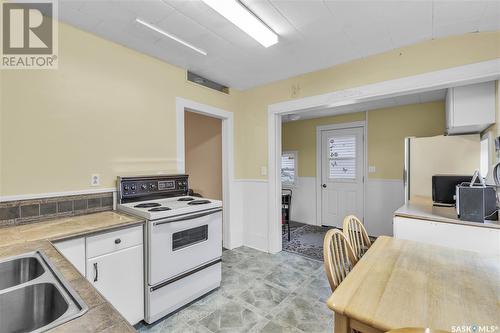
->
{"left": 282, "top": 89, "right": 447, "bottom": 122}
{"left": 57, "top": 0, "right": 500, "bottom": 90}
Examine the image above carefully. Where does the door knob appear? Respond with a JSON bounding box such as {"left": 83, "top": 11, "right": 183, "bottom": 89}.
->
{"left": 322, "top": 184, "right": 327, "bottom": 188}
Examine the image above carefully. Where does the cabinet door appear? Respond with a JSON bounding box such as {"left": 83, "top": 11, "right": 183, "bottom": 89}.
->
{"left": 394, "top": 216, "right": 500, "bottom": 256}
{"left": 53, "top": 237, "right": 86, "bottom": 276}
{"left": 452, "top": 82, "right": 495, "bottom": 127}
{"left": 87, "top": 245, "right": 144, "bottom": 324}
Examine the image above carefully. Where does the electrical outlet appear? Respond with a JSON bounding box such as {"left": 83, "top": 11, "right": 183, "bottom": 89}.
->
{"left": 91, "top": 174, "right": 100, "bottom": 186}
{"left": 260, "top": 166, "right": 268, "bottom": 176}
{"left": 368, "top": 166, "right": 376, "bottom": 173}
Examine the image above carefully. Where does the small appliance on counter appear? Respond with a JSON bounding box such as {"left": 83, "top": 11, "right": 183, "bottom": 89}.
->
{"left": 456, "top": 171, "right": 498, "bottom": 222}
{"left": 432, "top": 175, "right": 474, "bottom": 206}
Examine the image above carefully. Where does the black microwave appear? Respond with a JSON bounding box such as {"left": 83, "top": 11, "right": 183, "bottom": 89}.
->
{"left": 432, "top": 175, "right": 475, "bottom": 205}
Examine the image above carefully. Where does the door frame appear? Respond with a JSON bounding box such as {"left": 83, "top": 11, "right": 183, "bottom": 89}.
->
{"left": 176, "top": 97, "right": 236, "bottom": 249}
{"left": 316, "top": 121, "right": 367, "bottom": 227}
{"left": 267, "top": 59, "right": 500, "bottom": 254}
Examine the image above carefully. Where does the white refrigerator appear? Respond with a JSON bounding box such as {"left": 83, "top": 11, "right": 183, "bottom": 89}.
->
{"left": 404, "top": 134, "right": 480, "bottom": 202}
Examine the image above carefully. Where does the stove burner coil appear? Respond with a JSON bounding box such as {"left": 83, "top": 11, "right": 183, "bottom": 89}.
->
{"left": 148, "top": 207, "right": 172, "bottom": 212}
{"left": 134, "top": 203, "right": 161, "bottom": 208}
{"left": 178, "top": 197, "right": 195, "bottom": 202}
{"left": 187, "top": 200, "right": 211, "bottom": 205}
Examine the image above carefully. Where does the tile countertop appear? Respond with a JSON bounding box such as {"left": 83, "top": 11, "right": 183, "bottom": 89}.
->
{"left": 394, "top": 196, "right": 500, "bottom": 230}
{"left": 0, "top": 211, "right": 145, "bottom": 332}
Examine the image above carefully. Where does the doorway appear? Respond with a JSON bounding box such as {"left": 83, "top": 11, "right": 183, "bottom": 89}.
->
{"left": 184, "top": 111, "right": 222, "bottom": 200}
{"left": 175, "top": 97, "right": 237, "bottom": 250}
{"left": 279, "top": 118, "right": 366, "bottom": 261}
{"left": 268, "top": 60, "right": 499, "bottom": 254}
{"left": 317, "top": 124, "right": 365, "bottom": 228}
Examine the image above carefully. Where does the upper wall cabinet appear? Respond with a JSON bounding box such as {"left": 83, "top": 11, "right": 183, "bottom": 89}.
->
{"left": 446, "top": 81, "right": 496, "bottom": 135}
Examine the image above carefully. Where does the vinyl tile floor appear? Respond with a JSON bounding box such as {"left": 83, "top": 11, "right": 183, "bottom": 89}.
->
{"left": 135, "top": 246, "right": 333, "bottom": 333}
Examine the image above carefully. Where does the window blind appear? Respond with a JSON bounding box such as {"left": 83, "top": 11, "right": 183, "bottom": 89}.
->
{"left": 329, "top": 136, "right": 356, "bottom": 179}
{"left": 281, "top": 153, "right": 296, "bottom": 184}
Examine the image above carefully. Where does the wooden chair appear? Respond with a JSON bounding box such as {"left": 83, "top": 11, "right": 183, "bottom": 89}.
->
{"left": 323, "top": 229, "right": 358, "bottom": 292}
{"left": 343, "top": 215, "right": 371, "bottom": 261}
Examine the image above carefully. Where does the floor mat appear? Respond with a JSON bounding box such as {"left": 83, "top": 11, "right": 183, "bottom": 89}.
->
{"left": 282, "top": 222, "right": 334, "bottom": 261}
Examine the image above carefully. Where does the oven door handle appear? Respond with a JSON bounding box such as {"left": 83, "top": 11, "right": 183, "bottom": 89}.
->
{"left": 153, "top": 208, "right": 222, "bottom": 226}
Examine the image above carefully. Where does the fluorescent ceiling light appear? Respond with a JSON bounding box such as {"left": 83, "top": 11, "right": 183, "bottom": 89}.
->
{"left": 136, "top": 18, "right": 207, "bottom": 56}
{"left": 201, "top": 0, "right": 278, "bottom": 48}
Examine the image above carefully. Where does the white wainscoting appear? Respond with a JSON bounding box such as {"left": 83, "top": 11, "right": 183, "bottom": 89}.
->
{"left": 234, "top": 178, "right": 403, "bottom": 252}
{"left": 284, "top": 177, "right": 404, "bottom": 236}
{"left": 234, "top": 179, "right": 269, "bottom": 252}
{"left": 283, "top": 177, "right": 316, "bottom": 225}
{"left": 227, "top": 181, "right": 244, "bottom": 250}
{"left": 365, "top": 179, "right": 404, "bottom": 237}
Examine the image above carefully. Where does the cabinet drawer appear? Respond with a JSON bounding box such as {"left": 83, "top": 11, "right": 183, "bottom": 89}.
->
{"left": 87, "top": 225, "right": 143, "bottom": 258}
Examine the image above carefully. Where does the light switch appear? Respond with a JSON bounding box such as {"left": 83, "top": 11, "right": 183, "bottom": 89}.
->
{"left": 260, "top": 166, "right": 267, "bottom": 176}
{"left": 368, "top": 166, "right": 376, "bottom": 173}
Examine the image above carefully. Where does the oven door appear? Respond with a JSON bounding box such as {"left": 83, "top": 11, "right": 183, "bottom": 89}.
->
{"left": 148, "top": 208, "right": 222, "bottom": 286}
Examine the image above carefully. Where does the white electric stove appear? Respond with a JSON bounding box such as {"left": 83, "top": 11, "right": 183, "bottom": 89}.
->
{"left": 116, "top": 175, "right": 222, "bottom": 324}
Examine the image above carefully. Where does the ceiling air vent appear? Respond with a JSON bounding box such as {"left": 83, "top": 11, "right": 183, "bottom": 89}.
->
{"left": 187, "top": 71, "right": 229, "bottom": 94}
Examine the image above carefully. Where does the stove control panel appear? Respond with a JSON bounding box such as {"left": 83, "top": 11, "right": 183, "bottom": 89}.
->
{"left": 118, "top": 175, "right": 189, "bottom": 202}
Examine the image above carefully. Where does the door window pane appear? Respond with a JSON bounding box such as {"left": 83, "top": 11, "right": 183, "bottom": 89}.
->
{"left": 329, "top": 136, "right": 356, "bottom": 179}
{"left": 281, "top": 151, "right": 297, "bottom": 184}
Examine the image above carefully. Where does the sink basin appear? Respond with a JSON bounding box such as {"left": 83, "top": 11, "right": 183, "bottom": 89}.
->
{"left": 0, "top": 252, "right": 88, "bottom": 333}
{"left": 0, "top": 257, "right": 45, "bottom": 290}
{"left": 0, "top": 283, "right": 68, "bottom": 333}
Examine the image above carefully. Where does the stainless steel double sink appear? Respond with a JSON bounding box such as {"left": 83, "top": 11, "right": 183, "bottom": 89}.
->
{"left": 0, "top": 251, "right": 88, "bottom": 333}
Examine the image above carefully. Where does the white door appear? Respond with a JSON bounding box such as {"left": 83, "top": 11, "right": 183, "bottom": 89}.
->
{"left": 87, "top": 245, "right": 144, "bottom": 324}
{"left": 321, "top": 127, "right": 364, "bottom": 227}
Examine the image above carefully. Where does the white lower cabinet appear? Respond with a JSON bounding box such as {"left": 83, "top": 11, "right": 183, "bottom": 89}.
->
{"left": 53, "top": 237, "right": 86, "bottom": 276}
{"left": 86, "top": 244, "right": 144, "bottom": 325}
{"left": 53, "top": 225, "right": 145, "bottom": 325}
{"left": 394, "top": 216, "right": 500, "bottom": 256}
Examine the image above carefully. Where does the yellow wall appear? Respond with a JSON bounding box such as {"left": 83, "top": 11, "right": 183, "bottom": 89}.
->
{"left": 1, "top": 20, "right": 499, "bottom": 196}
{"left": 0, "top": 22, "right": 239, "bottom": 195}
{"left": 282, "top": 101, "right": 445, "bottom": 179}
{"left": 282, "top": 112, "right": 366, "bottom": 177}
{"left": 368, "top": 102, "right": 445, "bottom": 179}
{"left": 185, "top": 111, "right": 222, "bottom": 200}
{"left": 236, "top": 32, "right": 500, "bottom": 179}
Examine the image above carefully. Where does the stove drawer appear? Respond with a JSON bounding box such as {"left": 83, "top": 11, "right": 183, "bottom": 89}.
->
{"left": 87, "top": 225, "right": 143, "bottom": 258}
{"left": 146, "top": 261, "right": 221, "bottom": 324}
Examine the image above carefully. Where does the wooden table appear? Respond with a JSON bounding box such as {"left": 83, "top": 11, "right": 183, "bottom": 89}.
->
{"left": 327, "top": 236, "right": 500, "bottom": 333}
